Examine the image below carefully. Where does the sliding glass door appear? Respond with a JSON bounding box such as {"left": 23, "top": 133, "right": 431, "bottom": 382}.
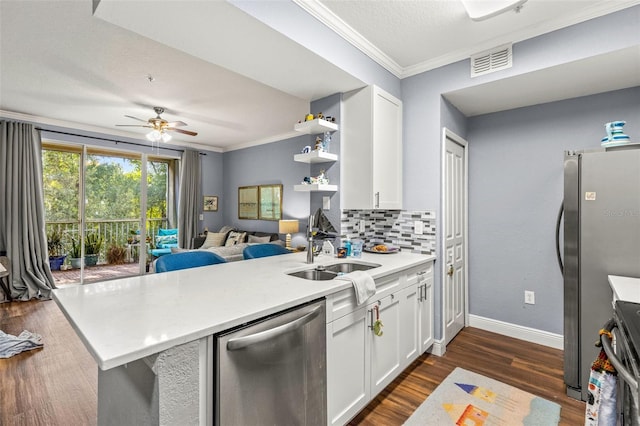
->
{"left": 43, "top": 143, "right": 175, "bottom": 285}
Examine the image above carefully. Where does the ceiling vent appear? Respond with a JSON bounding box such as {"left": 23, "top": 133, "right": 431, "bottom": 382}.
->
{"left": 470, "top": 44, "right": 512, "bottom": 77}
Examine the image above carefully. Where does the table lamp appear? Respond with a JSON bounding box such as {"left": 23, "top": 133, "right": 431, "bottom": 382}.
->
{"left": 279, "top": 220, "right": 299, "bottom": 250}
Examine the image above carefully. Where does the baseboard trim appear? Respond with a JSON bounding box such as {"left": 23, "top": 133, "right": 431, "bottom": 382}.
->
{"left": 430, "top": 339, "right": 446, "bottom": 357}
{"left": 468, "top": 314, "right": 563, "bottom": 350}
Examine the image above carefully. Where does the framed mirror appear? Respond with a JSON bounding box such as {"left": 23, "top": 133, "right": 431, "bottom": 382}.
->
{"left": 238, "top": 186, "right": 259, "bottom": 219}
{"left": 259, "top": 184, "right": 283, "bottom": 221}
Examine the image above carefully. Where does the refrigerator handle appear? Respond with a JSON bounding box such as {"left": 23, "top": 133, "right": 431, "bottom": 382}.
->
{"left": 555, "top": 200, "right": 564, "bottom": 275}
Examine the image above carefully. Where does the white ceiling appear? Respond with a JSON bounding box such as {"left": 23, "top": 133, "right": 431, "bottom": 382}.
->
{"left": 1, "top": 0, "right": 638, "bottom": 152}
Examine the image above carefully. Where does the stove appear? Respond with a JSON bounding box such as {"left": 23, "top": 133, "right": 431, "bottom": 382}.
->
{"left": 604, "top": 301, "right": 640, "bottom": 425}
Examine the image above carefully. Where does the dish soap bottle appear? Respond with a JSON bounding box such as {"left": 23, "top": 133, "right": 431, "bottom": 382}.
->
{"left": 344, "top": 235, "right": 352, "bottom": 257}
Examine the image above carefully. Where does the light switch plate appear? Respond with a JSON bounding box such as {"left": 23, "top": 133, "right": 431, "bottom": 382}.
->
{"left": 414, "top": 221, "right": 424, "bottom": 235}
{"left": 199, "top": 214, "right": 204, "bottom": 221}
{"left": 359, "top": 220, "right": 365, "bottom": 233}
{"left": 524, "top": 290, "right": 535, "bottom": 304}
{"left": 323, "top": 196, "right": 330, "bottom": 210}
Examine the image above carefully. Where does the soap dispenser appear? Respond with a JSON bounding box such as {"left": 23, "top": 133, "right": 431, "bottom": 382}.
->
{"left": 344, "top": 235, "right": 352, "bottom": 257}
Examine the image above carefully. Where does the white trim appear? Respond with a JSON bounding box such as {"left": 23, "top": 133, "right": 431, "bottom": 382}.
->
{"left": 469, "top": 314, "right": 563, "bottom": 350}
{"left": 430, "top": 339, "right": 446, "bottom": 357}
{"left": 440, "top": 128, "right": 469, "bottom": 347}
{"left": 293, "top": 0, "right": 640, "bottom": 79}
{"left": 292, "top": 0, "right": 403, "bottom": 78}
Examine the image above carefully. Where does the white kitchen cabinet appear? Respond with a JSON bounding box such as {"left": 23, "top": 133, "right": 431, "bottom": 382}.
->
{"left": 341, "top": 85, "right": 403, "bottom": 209}
{"left": 326, "top": 307, "right": 370, "bottom": 426}
{"left": 326, "top": 261, "right": 435, "bottom": 426}
{"left": 369, "top": 294, "right": 402, "bottom": 396}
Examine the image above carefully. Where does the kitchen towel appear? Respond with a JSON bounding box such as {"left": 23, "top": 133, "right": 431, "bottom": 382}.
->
{"left": 0, "top": 329, "right": 44, "bottom": 358}
{"left": 335, "top": 270, "right": 376, "bottom": 305}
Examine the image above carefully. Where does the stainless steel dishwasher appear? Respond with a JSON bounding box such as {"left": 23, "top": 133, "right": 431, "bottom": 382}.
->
{"left": 215, "top": 298, "right": 326, "bottom": 425}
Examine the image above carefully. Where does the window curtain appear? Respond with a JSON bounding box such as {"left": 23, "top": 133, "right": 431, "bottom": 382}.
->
{"left": 0, "top": 121, "right": 55, "bottom": 302}
{"left": 178, "top": 150, "right": 201, "bottom": 249}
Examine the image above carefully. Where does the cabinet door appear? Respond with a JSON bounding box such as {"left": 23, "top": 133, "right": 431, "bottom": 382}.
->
{"left": 419, "top": 280, "right": 435, "bottom": 353}
{"left": 369, "top": 294, "right": 401, "bottom": 396}
{"left": 372, "top": 87, "right": 402, "bottom": 209}
{"left": 327, "top": 307, "right": 370, "bottom": 426}
{"left": 398, "top": 284, "right": 420, "bottom": 369}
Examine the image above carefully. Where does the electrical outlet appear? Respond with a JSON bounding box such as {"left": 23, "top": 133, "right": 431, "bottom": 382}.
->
{"left": 524, "top": 290, "right": 535, "bottom": 305}
{"left": 199, "top": 214, "right": 204, "bottom": 221}
{"left": 359, "top": 220, "right": 365, "bottom": 233}
{"left": 414, "top": 221, "right": 424, "bottom": 235}
{"left": 323, "top": 196, "right": 330, "bottom": 210}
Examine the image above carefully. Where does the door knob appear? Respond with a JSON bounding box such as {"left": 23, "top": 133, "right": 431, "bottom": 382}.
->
{"left": 447, "top": 264, "right": 454, "bottom": 277}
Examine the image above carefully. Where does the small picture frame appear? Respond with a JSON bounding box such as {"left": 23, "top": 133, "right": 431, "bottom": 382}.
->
{"left": 204, "top": 195, "right": 218, "bottom": 212}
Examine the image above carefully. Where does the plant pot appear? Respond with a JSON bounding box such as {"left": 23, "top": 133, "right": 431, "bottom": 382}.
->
{"left": 49, "top": 255, "right": 67, "bottom": 271}
{"left": 70, "top": 257, "right": 83, "bottom": 269}
{"left": 85, "top": 254, "right": 99, "bottom": 267}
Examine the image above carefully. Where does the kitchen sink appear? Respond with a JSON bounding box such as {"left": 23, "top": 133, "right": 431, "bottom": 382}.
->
{"left": 287, "top": 262, "right": 381, "bottom": 281}
{"left": 323, "top": 262, "right": 380, "bottom": 274}
{"left": 287, "top": 269, "right": 338, "bottom": 281}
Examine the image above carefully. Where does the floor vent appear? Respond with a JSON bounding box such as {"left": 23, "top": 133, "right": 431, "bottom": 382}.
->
{"left": 470, "top": 44, "right": 512, "bottom": 77}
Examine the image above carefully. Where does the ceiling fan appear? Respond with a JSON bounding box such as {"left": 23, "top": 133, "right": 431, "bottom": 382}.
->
{"left": 116, "top": 106, "right": 198, "bottom": 142}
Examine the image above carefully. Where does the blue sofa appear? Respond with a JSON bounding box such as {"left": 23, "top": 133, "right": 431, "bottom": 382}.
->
{"left": 150, "top": 228, "right": 179, "bottom": 258}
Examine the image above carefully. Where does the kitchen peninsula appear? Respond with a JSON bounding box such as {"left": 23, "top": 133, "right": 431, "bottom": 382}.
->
{"left": 53, "top": 250, "right": 435, "bottom": 425}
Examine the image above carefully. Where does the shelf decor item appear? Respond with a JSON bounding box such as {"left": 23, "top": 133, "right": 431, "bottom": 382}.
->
{"left": 601, "top": 120, "right": 631, "bottom": 146}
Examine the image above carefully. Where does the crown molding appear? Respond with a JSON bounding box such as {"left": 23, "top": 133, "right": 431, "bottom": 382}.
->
{"left": 294, "top": 0, "right": 640, "bottom": 80}
{"left": 292, "top": 0, "right": 404, "bottom": 78}
{"left": 222, "top": 130, "right": 301, "bottom": 152}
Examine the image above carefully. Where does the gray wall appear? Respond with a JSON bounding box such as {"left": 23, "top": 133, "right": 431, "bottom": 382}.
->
{"left": 221, "top": 135, "right": 311, "bottom": 248}
{"left": 468, "top": 87, "right": 639, "bottom": 334}
{"left": 200, "top": 151, "right": 225, "bottom": 233}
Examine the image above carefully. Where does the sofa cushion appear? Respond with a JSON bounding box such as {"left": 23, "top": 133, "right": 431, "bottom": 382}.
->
{"left": 155, "top": 234, "right": 178, "bottom": 248}
{"left": 225, "top": 231, "right": 247, "bottom": 246}
{"left": 201, "top": 231, "right": 229, "bottom": 249}
{"left": 248, "top": 234, "right": 271, "bottom": 244}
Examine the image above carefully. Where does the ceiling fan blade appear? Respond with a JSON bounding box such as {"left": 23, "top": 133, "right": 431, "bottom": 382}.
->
{"left": 169, "top": 128, "right": 198, "bottom": 136}
{"left": 116, "top": 124, "right": 152, "bottom": 128}
{"left": 124, "top": 115, "right": 148, "bottom": 123}
{"left": 166, "top": 120, "right": 187, "bottom": 127}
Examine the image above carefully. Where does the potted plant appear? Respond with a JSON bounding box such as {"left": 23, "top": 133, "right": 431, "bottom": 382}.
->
{"left": 69, "top": 238, "right": 82, "bottom": 269}
{"left": 106, "top": 241, "right": 127, "bottom": 265}
{"left": 47, "top": 230, "right": 66, "bottom": 271}
{"left": 84, "top": 233, "right": 103, "bottom": 267}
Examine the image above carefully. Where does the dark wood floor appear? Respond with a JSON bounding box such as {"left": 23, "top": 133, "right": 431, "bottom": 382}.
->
{"left": 0, "top": 299, "right": 584, "bottom": 425}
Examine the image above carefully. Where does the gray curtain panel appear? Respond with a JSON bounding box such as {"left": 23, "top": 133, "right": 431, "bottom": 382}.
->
{"left": 0, "top": 121, "right": 55, "bottom": 302}
{"left": 178, "top": 150, "right": 201, "bottom": 249}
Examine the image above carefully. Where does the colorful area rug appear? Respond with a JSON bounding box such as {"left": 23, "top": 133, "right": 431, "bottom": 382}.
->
{"left": 404, "top": 367, "right": 561, "bottom": 425}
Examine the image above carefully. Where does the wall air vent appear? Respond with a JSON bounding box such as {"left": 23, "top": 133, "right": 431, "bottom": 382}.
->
{"left": 470, "top": 44, "right": 512, "bottom": 77}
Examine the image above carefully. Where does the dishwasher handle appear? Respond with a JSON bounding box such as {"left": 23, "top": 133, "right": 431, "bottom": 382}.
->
{"left": 227, "top": 305, "right": 322, "bottom": 351}
{"left": 600, "top": 318, "right": 639, "bottom": 402}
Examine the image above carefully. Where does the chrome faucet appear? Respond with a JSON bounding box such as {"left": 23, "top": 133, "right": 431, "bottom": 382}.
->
{"left": 307, "top": 214, "right": 314, "bottom": 264}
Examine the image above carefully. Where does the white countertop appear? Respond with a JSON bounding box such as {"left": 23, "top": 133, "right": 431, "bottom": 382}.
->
{"left": 609, "top": 275, "right": 640, "bottom": 304}
{"left": 53, "top": 251, "right": 434, "bottom": 370}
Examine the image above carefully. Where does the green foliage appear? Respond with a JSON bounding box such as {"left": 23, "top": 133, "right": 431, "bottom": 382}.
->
{"left": 43, "top": 149, "right": 171, "bottom": 224}
{"left": 84, "top": 233, "right": 103, "bottom": 255}
{"left": 106, "top": 243, "right": 127, "bottom": 265}
{"left": 47, "top": 230, "right": 64, "bottom": 257}
{"left": 70, "top": 239, "right": 81, "bottom": 258}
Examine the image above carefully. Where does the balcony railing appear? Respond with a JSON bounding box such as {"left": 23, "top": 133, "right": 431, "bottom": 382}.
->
{"left": 46, "top": 218, "right": 169, "bottom": 264}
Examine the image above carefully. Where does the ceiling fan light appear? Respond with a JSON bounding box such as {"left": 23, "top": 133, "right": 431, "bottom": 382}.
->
{"left": 146, "top": 130, "right": 161, "bottom": 141}
{"left": 161, "top": 132, "right": 172, "bottom": 143}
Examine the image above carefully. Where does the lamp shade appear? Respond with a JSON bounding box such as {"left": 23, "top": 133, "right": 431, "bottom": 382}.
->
{"left": 279, "top": 220, "right": 299, "bottom": 250}
{"left": 279, "top": 220, "right": 299, "bottom": 234}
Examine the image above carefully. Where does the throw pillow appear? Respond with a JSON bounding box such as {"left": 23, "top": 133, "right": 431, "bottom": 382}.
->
{"left": 225, "top": 231, "right": 247, "bottom": 246}
{"left": 171, "top": 247, "right": 189, "bottom": 254}
{"left": 248, "top": 235, "right": 271, "bottom": 243}
{"left": 201, "top": 232, "right": 229, "bottom": 249}
{"left": 219, "top": 225, "right": 235, "bottom": 234}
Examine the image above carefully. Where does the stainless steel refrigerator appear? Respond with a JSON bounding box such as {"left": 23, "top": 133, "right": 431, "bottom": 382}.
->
{"left": 562, "top": 145, "right": 640, "bottom": 401}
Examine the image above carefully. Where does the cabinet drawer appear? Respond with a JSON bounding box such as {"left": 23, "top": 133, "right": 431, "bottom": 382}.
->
{"left": 405, "top": 262, "right": 434, "bottom": 288}
{"left": 326, "top": 273, "right": 403, "bottom": 323}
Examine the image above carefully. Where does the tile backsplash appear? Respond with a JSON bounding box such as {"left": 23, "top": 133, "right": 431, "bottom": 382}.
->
{"left": 341, "top": 209, "right": 436, "bottom": 255}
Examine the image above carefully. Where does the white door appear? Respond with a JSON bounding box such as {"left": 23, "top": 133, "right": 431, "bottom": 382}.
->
{"left": 442, "top": 129, "right": 468, "bottom": 347}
